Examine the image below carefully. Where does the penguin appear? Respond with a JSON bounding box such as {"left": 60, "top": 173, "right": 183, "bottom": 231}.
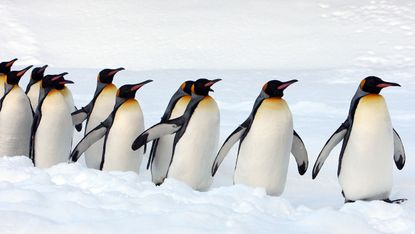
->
{"left": 53, "top": 72, "right": 82, "bottom": 132}
{"left": 72, "top": 68, "right": 124, "bottom": 169}
{"left": 26, "top": 65, "right": 48, "bottom": 112}
{"left": 30, "top": 74, "right": 74, "bottom": 168}
{"left": 70, "top": 80, "right": 152, "bottom": 173}
{"left": 132, "top": 78, "right": 221, "bottom": 191}
{"left": 0, "top": 58, "right": 18, "bottom": 98}
{"left": 148, "top": 80, "right": 193, "bottom": 185}
{"left": 211, "top": 80, "right": 308, "bottom": 196}
{"left": 312, "top": 76, "right": 406, "bottom": 203}
{"left": 0, "top": 65, "right": 33, "bottom": 157}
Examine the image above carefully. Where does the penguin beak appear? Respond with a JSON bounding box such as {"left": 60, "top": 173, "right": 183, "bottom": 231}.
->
{"left": 108, "top": 67, "right": 125, "bottom": 76}
{"left": 58, "top": 72, "right": 69, "bottom": 76}
{"left": 205, "top": 78, "right": 222, "bottom": 92}
{"left": 376, "top": 81, "right": 401, "bottom": 88}
{"left": 278, "top": 79, "right": 298, "bottom": 90}
{"left": 60, "top": 79, "right": 74, "bottom": 85}
{"left": 38, "top": 65, "right": 48, "bottom": 74}
{"left": 16, "top": 65, "right": 33, "bottom": 78}
{"left": 6, "top": 58, "right": 18, "bottom": 68}
{"left": 131, "top": 79, "right": 153, "bottom": 91}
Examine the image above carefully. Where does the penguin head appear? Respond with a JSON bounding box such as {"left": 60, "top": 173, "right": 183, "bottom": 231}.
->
{"left": 192, "top": 78, "right": 222, "bottom": 96}
{"left": 98, "top": 67, "right": 125, "bottom": 84}
{"left": 180, "top": 80, "right": 194, "bottom": 95}
{"left": 117, "top": 80, "right": 153, "bottom": 99}
{"left": 43, "top": 73, "right": 73, "bottom": 89}
{"left": 262, "top": 79, "right": 298, "bottom": 98}
{"left": 0, "top": 58, "right": 18, "bottom": 75}
{"left": 30, "top": 65, "right": 48, "bottom": 82}
{"left": 6, "top": 65, "right": 33, "bottom": 85}
{"left": 359, "top": 76, "right": 400, "bottom": 94}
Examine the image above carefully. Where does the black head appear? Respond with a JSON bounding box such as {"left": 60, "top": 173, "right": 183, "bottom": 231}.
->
{"left": 0, "top": 58, "right": 18, "bottom": 75}
{"left": 43, "top": 73, "right": 73, "bottom": 89}
{"left": 359, "top": 76, "right": 400, "bottom": 94}
{"left": 6, "top": 65, "right": 33, "bottom": 85}
{"left": 180, "top": 80, "right": 194, "bottom": 95}
{"left": 98, "top": 67, "right": 125, "bottom": 84}
{"left": 192, "top": 78, "right": 221, "bottom": 96}
{"left": 117, "top": 80, "right": 153, "bottom": 99}
{"left": 31, "top": 65, "right": 48, "bottom": 81}
{"left": 262, "top": 79, "right": 298, "bottom": 97}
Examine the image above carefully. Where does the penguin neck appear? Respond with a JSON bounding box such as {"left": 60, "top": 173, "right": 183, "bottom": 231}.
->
{"left": 114, "top": 96, "right": 128, "bottom": 110}
{"left": 94, "top": 81, "right": 109, "bottom": 97}
{"left": 347, "top": 88, "right": 370, "bottom": 122}
{"left": 26, "top": 79, "right": 40, "bottom": 93}
{"left": 161, "top": 88, "right": 187, "bottom": 121}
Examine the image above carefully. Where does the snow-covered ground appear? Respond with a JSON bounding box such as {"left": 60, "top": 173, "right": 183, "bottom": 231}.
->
{"left": 1, "top": 0, "right": 414, "bottom": 233}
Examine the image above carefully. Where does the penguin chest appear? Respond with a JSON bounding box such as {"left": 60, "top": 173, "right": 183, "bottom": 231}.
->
{"left": 103, "top": 100, "right": 144, "bottom": 173}
{"left": 152, "top": 96, "right": 191, "bottom": 183}
{"left": 0, "top": 87, "right": 33, "bottom": 156}
{"left": 84, "top": 84, "right": 117, "bottom": 169}
{"left": 168, "top": 96, "right": 220, "bottom": 191}
{"left": 234, "top": 98, "right": 293, "bottom": 196}
{"left": 35, "top": 91, "right": 72, "bottom": 168}
{"left": 61, "top": 87, "right": 76, "bottom": 113}
{"left": 27, "top": 82, "right": 41, "bottom": 111}
{"left": 339, "top": 94, "right": 394, "bottom": 200}
{"left": 0, "top": 75, "right": 5, "bottom": 98}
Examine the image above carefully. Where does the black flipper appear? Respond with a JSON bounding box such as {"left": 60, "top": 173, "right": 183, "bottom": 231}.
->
{"left": 72, "top": 101, "right": 93, "bottom": 126}
{"left": 312, "top": 123, "right": 348, "bottom": 179}
{"left": 132, "top": 117, "right": 183, "bottom": 151}
{"left": 291, "top": 130, "right": 308, "bottom": 175}
{"left": 73, "top": 106, "right": 83, "bottom": 132}
{"left": 70, "top": 119, "right": 111, "bottom": 162}
{"left": 211, "top": 125, "right": 247, "bottom": 176}
{"left": 393, "top": 129, "right": 405, "bottom": 170}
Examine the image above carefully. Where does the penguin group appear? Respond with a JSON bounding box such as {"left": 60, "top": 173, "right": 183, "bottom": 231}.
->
{"left": 0, "top": 58, "right": 407, "bottom": 204}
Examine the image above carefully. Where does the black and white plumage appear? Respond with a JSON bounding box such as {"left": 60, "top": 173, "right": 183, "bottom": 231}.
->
{"left": 211, "top": 80, "right": 308, "bottom": 196}
{"left": 312, "top": 76, "right": 406, "bottom": 203}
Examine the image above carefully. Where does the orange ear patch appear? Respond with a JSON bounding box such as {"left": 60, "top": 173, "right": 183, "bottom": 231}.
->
{"left": 262, "top": 83, "right": 268, "bottom": 91}
{"left": 191, "top": 84, "right": 195, "bottom": 94}
{"left": 359, "top": 79, "right": 366, "bottom": 89}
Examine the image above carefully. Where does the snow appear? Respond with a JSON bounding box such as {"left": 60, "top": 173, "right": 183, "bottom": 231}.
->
{"left": 1, "top": 0, "right": 415, "bottom": 233}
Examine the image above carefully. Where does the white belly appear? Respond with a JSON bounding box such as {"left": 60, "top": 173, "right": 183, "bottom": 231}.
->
{"left": 151, "top": 96, "right": 191, "bottom": 184}
{"left": 103, "top": 100, "right": 144, "bottom": 173}
{"left": 27, "top": 82, "right": 41, "bottom": 112}
{"left": 35, "top": 90, "right": 72, "bottom": 168}
{"left": 234, "top": 98, "right": 293, "bottom": 196}
{"left": 0, "top": 87, "right": 33, "bottom": 157}
{"left": 339, "top": 94, "right": 394, "bottom": 201}
{"left": 168, "top": 96, "right": 220, "bottom": 191}
{"left": 84, "top": 85, "right": 117, "bottom": 169}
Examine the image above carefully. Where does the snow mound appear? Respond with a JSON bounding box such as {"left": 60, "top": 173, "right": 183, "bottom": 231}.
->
{"left": 0, "top": 156, "right": 413, "bottom": 234}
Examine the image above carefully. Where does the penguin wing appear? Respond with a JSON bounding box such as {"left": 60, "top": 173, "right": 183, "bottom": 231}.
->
{"left": 73, "top": 106, "right": 83, "bottom": 132}
{"left": 393, "top": 129, "right": 405, "bottom": 170}
{"left": 312, "top": 123, "right": 348, "bottom": 179}
{"left": 212, "top": 125, "right": 247, "bottom": 176}
{"left": 291, "top": 130, "right": 308, "bottom": 175}
{"left": 132, "top": 118, "right": 183, "bottom": 151}
{"left": 70, "top": 122, "right": 109, "bottom": 162}
{"left": 71, "top": 101, "right": 93, "bottom": 126}
{"left": 29, "top": 112, "right": 42, "bottom": 162}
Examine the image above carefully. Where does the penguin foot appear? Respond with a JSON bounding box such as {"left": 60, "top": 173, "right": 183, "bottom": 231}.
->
{"left": 383, "top": 198, "right": 407, "bottom": 204}
{"left": 344, "top": 199, "right": 355, "bottom": 204}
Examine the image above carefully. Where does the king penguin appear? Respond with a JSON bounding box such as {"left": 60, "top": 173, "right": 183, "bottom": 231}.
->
{"left": 211, "top": 80, "right": 308, "bottom": 196}
{"left": 148, "top": 80, "right": 193, "bottom": 185}
{"left": 132, "top": 78, "right": 221, "bottom": 191}
{"left": 0, "top": 58, "right": 18, "bottom": 98}
{"left": 312, "top": 76, "right": 406, "bottom": 203}
{"left": 26, "top": 65, "right": 48, "bottom": 112}
{"left": 70, "top": 80, "right": 152, "bottom": 173}
{"left": 72, "top": 68, "right": 124, "bottom": 169}
{"left": 0, "top": 65, "right": 33, "bottom": 157}
{"left": 30, "top": 74, "right": 74, "bottom": 168}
